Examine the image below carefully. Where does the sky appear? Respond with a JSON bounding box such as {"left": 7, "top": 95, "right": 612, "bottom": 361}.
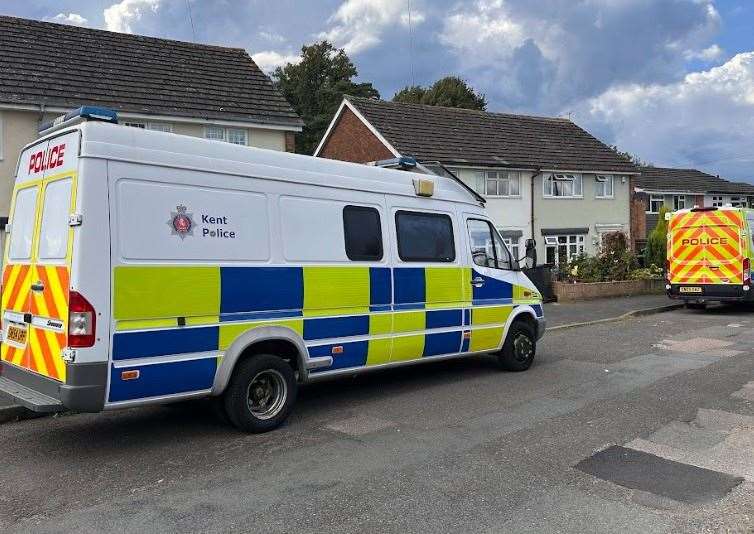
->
{"left": 2, "top": 0, "right": 754, "bottom": 181}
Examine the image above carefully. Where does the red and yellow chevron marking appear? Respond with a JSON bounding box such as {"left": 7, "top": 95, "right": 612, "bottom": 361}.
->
{"left": 1, "top": 263, "right": 69, "bottom": 382}
{"left": 668, "top": 211, "right": 745, "bottom": 285}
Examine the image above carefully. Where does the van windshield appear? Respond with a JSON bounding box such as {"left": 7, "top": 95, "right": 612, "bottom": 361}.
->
{"left": 8, "top": 187, "right": 38, "bottom": 261}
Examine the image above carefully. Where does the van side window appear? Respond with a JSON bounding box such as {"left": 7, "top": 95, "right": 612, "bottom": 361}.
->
{"left": 343, "top": 205, "right": 383, "bottom": 261}
{"left": 396, "top": 210, "right": 455, "bottom": 262}
{"left": 467, "top": 219, "right": 513, "bottom": 270}
{"left": 8, "top": 186, "right": 38, "bottom": 261}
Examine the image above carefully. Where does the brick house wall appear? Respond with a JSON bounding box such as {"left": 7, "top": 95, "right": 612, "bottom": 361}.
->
{"left": 285, "top": 131, "right": 296, "bottom": 153}
{"left": 630, "top": 178, "right": 648, "bottom": 251}
{"left": 318, "top": 107, "right": 394, "bottom": 163}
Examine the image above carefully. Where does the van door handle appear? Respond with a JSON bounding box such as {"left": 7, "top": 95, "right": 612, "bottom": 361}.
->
{"left": 471, "top": 277, "right": 485, "bottom": 288}
{"left": 31, "top": 281, "right": 45, "bottom": 292}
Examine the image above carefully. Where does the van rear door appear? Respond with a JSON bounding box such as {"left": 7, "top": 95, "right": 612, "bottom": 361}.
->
{"left": 669, "top": 209, "right": 744, "bottom": 285}
{"left": 1, "top": 131, "right": 79, "bottom": 382}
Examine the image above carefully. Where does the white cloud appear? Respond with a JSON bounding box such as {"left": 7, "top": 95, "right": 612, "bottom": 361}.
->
{"left": 684, "top": 44, "right": 724, "bottom": 62}
{"left": 104, "top": 0, "right": 161, "bottom": 33}
{"left": 439, "top": 0, "right": 527, "bottom": 63}
{"left": 579, "top": 52, "right": 754, "bottom": 180}
{"left": 251, "top": 50, "right": 301, "bottom": 72}
{"left": 44, "top": 13, "right": 89, "bottom": 26}
{"left": 438, "top": 0, "right": 722, "bottom": 111}
{"left": 320, "top": 0, "right": 425, "bottom": 54}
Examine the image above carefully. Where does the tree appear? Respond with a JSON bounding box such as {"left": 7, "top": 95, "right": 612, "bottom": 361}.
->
{"left": 610, "top": 145, "right": 650, "bottom": 167}
{"left": 272, "top": 41, "right": 379, "bottom": 155}
{"left": 645, "top": 206, "right": 669, "bottom": 268}
{"left": 392, "top": 76, "right": 486, "bottom": 110}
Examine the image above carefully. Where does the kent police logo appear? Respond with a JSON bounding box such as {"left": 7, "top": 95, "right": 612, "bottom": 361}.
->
{"left": 168, "top": 205, "right": 194, "bottom": 239}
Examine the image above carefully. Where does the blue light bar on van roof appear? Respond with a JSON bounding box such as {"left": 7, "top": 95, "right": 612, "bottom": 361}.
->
{"left": 372, "top": 156, "right": 417, "bottom": 170}
{"left": 38, "top": 106, "right": 118, "bottom": 134}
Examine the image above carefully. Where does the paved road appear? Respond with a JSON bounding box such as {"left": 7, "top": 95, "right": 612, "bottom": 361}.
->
{"left": 544, "top": 293, "right": 676, "bottom": 328}
{"left": 1, "top": 306, "right": 753, "bottom": 533}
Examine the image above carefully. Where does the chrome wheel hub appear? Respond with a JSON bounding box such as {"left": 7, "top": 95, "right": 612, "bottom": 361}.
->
{"left": 247, "top": 369, "right": 287, "bottom": 420}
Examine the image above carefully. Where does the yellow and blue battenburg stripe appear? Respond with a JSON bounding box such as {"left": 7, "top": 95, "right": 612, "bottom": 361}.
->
{"left": 108, "top": 265, "right": 542, "bottom": 402}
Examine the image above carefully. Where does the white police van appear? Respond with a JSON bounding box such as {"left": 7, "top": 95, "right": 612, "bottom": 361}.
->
{"left": 0, "top": 107, "right": 545, "bottom": 432}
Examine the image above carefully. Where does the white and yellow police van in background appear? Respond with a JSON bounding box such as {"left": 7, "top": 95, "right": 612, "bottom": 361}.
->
{"left": 0, "top": 107, "right": 545, "bottom": 432}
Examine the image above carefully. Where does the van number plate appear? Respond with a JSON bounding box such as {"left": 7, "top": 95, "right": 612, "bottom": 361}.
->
{"left": 6, "top": 324, "right": 28, "bottom": 345}
{"left": 679, "top": 286, "right": 703, "bottom": 294}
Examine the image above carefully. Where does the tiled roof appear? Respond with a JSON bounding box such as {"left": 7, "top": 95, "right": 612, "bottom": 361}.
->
{"left": 345, "top": 96, "right": 638, "bottom": 173}
{"left": 0, "top": 16, "right": 302, "bottom": 128}
{"left": 636, "top": 167, "right": 754, "bottom": 194}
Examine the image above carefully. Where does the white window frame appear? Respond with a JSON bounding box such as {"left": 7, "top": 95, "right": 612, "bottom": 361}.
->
{"left": 500, "top": 234, "right": 520, "bottom": 261}
{"left": 204, "top": 125, "right": 248, "bottom": 146}
{"left": 647, "top": 195, "right": 664, "bottom": 214}
{"left": 147, "top": 122, "right": 173, "bottom": 133}
{"left": 730, "top": 196, "right": 746, "bottom": 208}
{"left": 673, "top": 195, "right": 686, "bottom": 211}
{"left": 711, "top": 195, "right": 724, "bottom": 207}
{"left": 595, "top": 175, "right": 614, "bottom": 198}
{"left": 463, "top": 169, "right": 521, "bottom": 198}
{"left": 545, "top": 234, "right": 585, "bottom": 266}
{"left": 544, "top": 173, "right": 583, "bottom": 198}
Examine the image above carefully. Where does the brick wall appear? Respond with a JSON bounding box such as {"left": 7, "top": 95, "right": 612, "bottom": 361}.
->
{"left": 554, "top": 279, "right": 665, "bottom": 302}
{"left": 284, "top": 131, "right": 296, "bottom": 153}
{"left": 317, "top": 107, "right": 394, "bottom": 163}
{"left": 630, "top": 183, "right": 648, "bottom": 249}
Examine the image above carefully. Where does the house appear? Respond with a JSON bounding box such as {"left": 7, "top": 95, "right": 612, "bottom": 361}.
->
{"left": 315, "top": 96, "right": 639, "bottom": 265}
{"left": 632, "top": 167, "right": 754, "bottom": 251}
{"left": 0, "top": 15, "right": 302, "bottom": 249}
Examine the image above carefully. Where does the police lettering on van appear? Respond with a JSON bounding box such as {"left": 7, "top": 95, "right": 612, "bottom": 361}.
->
{"left": 0, "top": 107, "right": 545, "bottom": 433}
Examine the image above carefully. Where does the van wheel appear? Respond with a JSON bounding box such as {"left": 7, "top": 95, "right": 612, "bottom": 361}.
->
{"left": 223, "top": 354, "right": 297, "bottom": 433}
{"left": 497, "top": 320, "right": 536, "bottom": 372}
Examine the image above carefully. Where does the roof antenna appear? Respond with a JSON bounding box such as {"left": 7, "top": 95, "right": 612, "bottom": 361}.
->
{"left": 408, "top": 0, "right": 415, "bottom": 87}
{"left": 185, "top": 0, "right": 197, "bottom": 41}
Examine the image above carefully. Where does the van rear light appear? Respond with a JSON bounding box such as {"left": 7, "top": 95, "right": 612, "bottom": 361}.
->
{"left": 744, "top": 258, "right": 751, "bottom": 286}
{"left": 68, "top": 291, "right": 96, "bottom": 348}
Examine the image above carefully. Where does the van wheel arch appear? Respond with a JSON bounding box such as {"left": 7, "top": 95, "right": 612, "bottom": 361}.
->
{"left": 212, "top": 326, "right": 308, "bottom": 396}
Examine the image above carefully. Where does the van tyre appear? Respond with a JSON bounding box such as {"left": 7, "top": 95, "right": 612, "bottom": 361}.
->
{"left": 497, "top": 320, "right": 536, "bottom": 372}
{"left": 223, "top": 354, "right": 297, "bottom": 433}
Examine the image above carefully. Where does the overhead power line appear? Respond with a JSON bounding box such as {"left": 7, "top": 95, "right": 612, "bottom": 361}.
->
{"left": 185, "top": 0, "right": 196, "bottom": 41}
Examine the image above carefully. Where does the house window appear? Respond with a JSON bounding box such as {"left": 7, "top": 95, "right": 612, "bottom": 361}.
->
{"left": 342, "top": 206, "right": 383, "bottom": 261}
{"left": 498, "top": 231, "right": 520, "bottom": 260}
{"left": 730, "top": 196, "right": 746, "bottom": 208}
{"left": 595, "top": 175, "right": 614, "bottom": 198}
{"left": 544, "top": 234, "right": 585, "bottom": 266}
{"left": 205, "top": 126, "right": 248, "bottom": 145}
{"left": 711, "top": 196, "right": 724, "bottom": 207}
{"left": 227, "top": 128, "right": 248, "bottom": 145}
{"left": 125, "top": 121, "right": 173, "bottom": 132}
{"left": 148, "top": 122, "right": 173, "bottom": 133}
{"left": 673, "top": 195, "right": 686, "bottom": 211}
{"left": 544, "top": 174, "right": 583, "bottom": 197}
{"left": 648, "top": 195, "right": 664, "bottom": 213}
{"left": 463, "top": 170, "right": 520, "bottom": 197}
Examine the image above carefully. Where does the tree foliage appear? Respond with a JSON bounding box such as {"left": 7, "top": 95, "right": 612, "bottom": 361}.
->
{"left": 272, "top": 41, "right": 379, "bottom": 155}
{"left": 645, "top": 206, "right": 669, "bottom": 268}
{"left": 610, "top": 145, "right": 650, "bottom": 167}
{"left": 392, "top": 76, "right": 486, "bottom": 110}
{"left": 560, "top": 231, "right": 640, "bottom": 282}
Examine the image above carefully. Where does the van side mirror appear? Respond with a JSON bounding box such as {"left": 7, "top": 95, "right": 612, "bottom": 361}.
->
{"left": 522, "top": 239, "right": 537, "bottom": 270}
